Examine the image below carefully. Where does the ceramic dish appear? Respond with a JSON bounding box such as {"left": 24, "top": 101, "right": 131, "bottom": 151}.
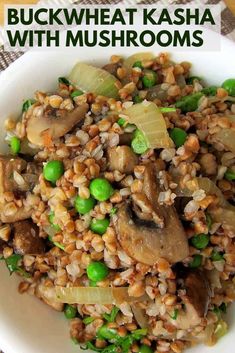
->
{"left": 0, "top": 28, "right": 234, "bottom": 353}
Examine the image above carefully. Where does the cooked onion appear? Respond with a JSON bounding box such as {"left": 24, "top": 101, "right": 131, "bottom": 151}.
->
{"left": 174, "top": 177, "right": 226, "bottom": 206}
{"left": 122, "top": 101, "right": 173, "bottom": 149}
{"left": 123, "top": 52, "right": 154, "bottom": 73}
{"left": 69, "top": 62, "right": 120, "bottom": 98}
{"left": 55, "top": 286, "right": 140, "bottom": 304}
{"left": 146, "top": 84, "right": 169, "bottom": 101}
{"left": 206, "top": 269, "right": 222, "bottom": 290}
{"left": 214, "top": 319, "right": 228, "bottom": 341}
{"left": 174, "top": 177, "right": 235, "bottom": 232}
{"left": 214, "top": 128, "right": 235, "bottom": 154}
{"left": 131, "top": 304, "right": 149, "bottom": 328}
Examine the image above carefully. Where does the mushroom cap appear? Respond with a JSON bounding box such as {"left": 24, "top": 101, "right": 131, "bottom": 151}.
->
{"left": 184, "top": 270, "right": 212, "bottom": 317}
{"left": 115, "top": 163, "right": 189, "bottom": 265}
{"left": 115, "top": 204, "right": 189, "bottom": 265}
{"left": 12, "top": 220, "right": 45, "bottom": 255}
{"left": 170, "top": 269, "right": 212, "bottom": 330}
{"left": 26, "top": 103, "right": 89, "bottom": 146}
{"left": 107, "top": 145, "right": 138, "bottom": 174}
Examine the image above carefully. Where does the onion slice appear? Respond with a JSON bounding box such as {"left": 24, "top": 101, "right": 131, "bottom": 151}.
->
{"left": 174, "top": 177, "right": 226, "bottom": 206}
{"left": 214, "top": 128, "right": 235, "bottom": 154}
{"left": 69, "top": 62, "right": 120, "bottom": 99}
{"left": 55, "top": 286, "right": 142, "bottom": 305}
{"left": 131, "top": 304, "right": 149, "bottom": 328}
{"left": 174, "top": 176, "right": 235, "bottom": 232}
{"left": 122, "top": 101, "right": 173, "bottom": 149}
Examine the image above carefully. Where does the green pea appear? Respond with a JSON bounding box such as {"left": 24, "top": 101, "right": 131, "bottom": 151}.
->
{"left": 131, "top": 129, "right": 149, "bottom": 154}
{"left": 211, "top": 250, "right": 224, "bottom": 262}
{"left": 186, "top": 76, "right": 202, "bottom": 85}
{"left": 222, "top": 78, "right": 235, "bottom": 96}
{"left": 71, "top": 90, "right": 83, "bottom": 98}
{"left": 224, "top": 169, "right": 235, "bottom": 181}
{"left": 43, "top": 160, "right": 64, "bottom": 184}
{"left": 90, "top": 218, "right": 110, "bottom": 235}
{"left": 64, "top": 304, "right": 77, "bottom": 319}
{"left": 191, "top": 233, "right": 210, "bottom": 249}
{"left": 201, "top": 86, "right": 218, "bottom": 96}
{"left": 133, "top": 61, "right": 143, "bottom": 69}
{"left": 87, "top": 261, "right": 109, "bottom": 282}
{"left": 10, "top": 136, "right": 21, "bottom": 155}
{"left": 142, "top": 70, "right": 157, "bottom": 88}
{"left": 170, "top": 127, "right": 187, "bottom": 148}
{"left": 189, "top": 254, "right": 202, "bottom": 268}
{"left": 89, "top": 178, "right": 114, "bottom": 202}
{"left": 117, "top": 118, "right": 126, "bottom": 126}
{"left": 175, "top": 92, "right": 203, "bottom": 113}
{"left": 74, "top": 195, "right": 96, "bottom": 214}
{"left": 49, "top": 212, "right": 61, "bottom": 232}
{"left": 58, "top": 77, "right": 70, "bottom": 86}
{"left": 97, "top": 325, "right": 118, "bottom": 340}
{"left": 133, "top": 95, "right": 143, "bottom": 103}
{"left": 139, "top": 344, "right": 153, "bottom": 353}
{"left": 22, "top": 99, "right": 35, "bottom": 112}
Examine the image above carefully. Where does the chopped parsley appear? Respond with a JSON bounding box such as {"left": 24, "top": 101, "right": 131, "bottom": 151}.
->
{"left": 1, "top": 254, "right": 30, "bottom": 278}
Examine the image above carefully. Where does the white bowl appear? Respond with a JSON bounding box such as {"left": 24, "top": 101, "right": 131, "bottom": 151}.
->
{"left": 0, "top": 29, "right": 235, "bottom": 353}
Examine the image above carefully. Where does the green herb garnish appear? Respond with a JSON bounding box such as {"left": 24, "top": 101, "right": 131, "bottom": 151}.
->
{"left": 206, "top": 213, "right": 212, "bottom": 231}
{"left": 170, "top": 309, "right": 178, "bottom": 320}
{"left": 175, "top": 92, "right": 203, "bottom": 113}
{"left": 83, "top": 317, "right": 95, "bottom": 325}
{"left": 201, "top": 86, "right": 218, "bottom": 96}
{"left": 159, "top": 107, "right": 177, "bottom": 113}
{"left": 1, "top": 254, "right": 30, "bottom": 278}
{"left": 81, "top": 328, "right": 148, "bottom": 353}
{"left": 110, "top": 207, "right": 117, "bottom": 216}
{"left": 48, "top": 235, "right": 65, "bottom": 251}
{"left": 58, "top": 77, "right": 70, "bottom": 85}
{"left": 103, "top": 306, "right": 119, "bottom": 323}
{"left": 22, "top": 99, "right": 35, "bottom": 112}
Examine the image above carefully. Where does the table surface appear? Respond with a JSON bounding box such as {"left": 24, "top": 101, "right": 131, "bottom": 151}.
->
{"left": 225, "top": 0, "right": 235, "bottom": 15}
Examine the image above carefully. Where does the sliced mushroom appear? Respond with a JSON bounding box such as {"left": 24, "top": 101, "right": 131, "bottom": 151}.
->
{"left": 0, "top": 155, "right": 27, "bottom": 194}
{"left": 0, "top": 239, "right": 6, "bottom": 253}
{"left": 36, "top": 283, "right": 64, "bottom": 311}
{"left": 115, "top": 163, "right": 189, "bottom": 265}
{"left": 102, "top": 62, "right": 121, "bottom": 77}
{"left": 146, "top": 84, "right": 168, "bottom": 102}
{"left": 0, "top": 156, "right": 40, "bottom": 223}
{"left": 107, "top": 146, "right": 138, "bottom": 174}
{"left": 115, "top": 204, "right": 188, "bottom": 265}
{"left": 12, "top": 220, "right": 45, "bottom": 255}
{"left": 26, "top": 103, "right": 89, "bottom": 146}
{"left": 132, "top": 192, "right": 164, "bottom": 227}
{"left": 170, "top": 270, "right": 212, "bottom": 330}
{"left": 119, "top": 133, "right": 133, "bottom": 146}
{"left": 1, "top": 207, "right": 33, "bottom": 223}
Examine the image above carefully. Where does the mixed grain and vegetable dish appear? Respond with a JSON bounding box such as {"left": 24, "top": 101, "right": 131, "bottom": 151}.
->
{"left": 1, "top": 52, "right": 235, "bottom": 353}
